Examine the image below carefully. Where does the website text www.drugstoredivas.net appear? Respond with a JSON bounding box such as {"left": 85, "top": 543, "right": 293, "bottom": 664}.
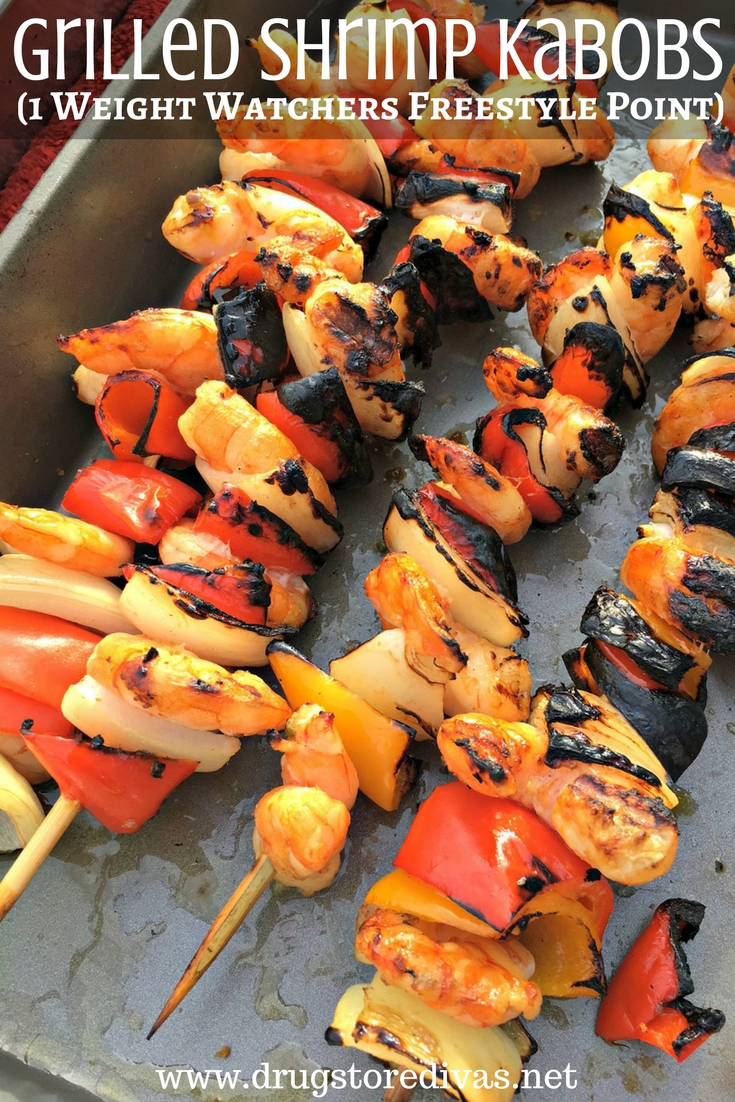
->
{"left": 156, "top": 1061, "right": 580, "bottom": 1097}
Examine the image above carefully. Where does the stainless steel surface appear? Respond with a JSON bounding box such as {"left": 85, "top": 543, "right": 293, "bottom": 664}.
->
{"left": 0, "top": 1, "right": 734, "bottom": 1100}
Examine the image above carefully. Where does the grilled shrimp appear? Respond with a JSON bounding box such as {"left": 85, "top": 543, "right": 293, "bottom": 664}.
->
{"left": 256, "top": 241, "right": 404, "bottom": 381}
{"left": 178, "top": 381, "right": 341, "bottom": 554}
{"left": 252, "top": 784, "right": 350, "bottom": 895}
{"left": 651, "top": 351, "right": 735, "bottom": 473}
{"left": 364, "top": 551, "right": 466, "bottom": 683}
{"left": 58, "top": 309, "right": 221, "bottom": 397}
{"left": 480, "top": 348, "right": 625, "bottom": 486}
{"left": 268, "top": 703, "right": 359, "bottom": 809}
{"left": 162, "top": 181, "right": 363, "bottom": 282}
{"left": 409, "top": 215, "right": 542, "bottom": 311}
{"left": 408, "top": 435, "right": 532, "bottom": 544}
{"left": 0, "top": 503, "right": 133, "bottom": 578}
{"left": 443, "top": 625, "right": 531, "bottom": 722}
{"left": 603, "top": 172, "right": 733, "bottom": 317}
{"left": 249, "top": 1, "right": 430, "bottom": 114}
{"left": 696, "top": 257, "right": 735, "bottom": 350}
{"left": 437, "top": 709, "right": 679, "bottom": 885}
{"left": 646, "top": 115, "right": 709, "bottom": 183}
{"left": 412, "top": 82, "right": 541, "bottom": 199}
{"left": 217, "top": 106, "right": 388, "bottom": 205}
{"left": 647, "top": 116, "right": 735, "bottom": 209}
{"left": 621, "top": 525, "right": 735, "bottom": 655}
{"left": 482, "top": 75, "right": 615, "bottom": 168}
{"left": 607, "top": 236, "right": 686, "bottom": 363}
{"left": 87, "top": 633, "right": 290, "bottom": 735}
{"left": 354, "top": 906, "right": 542, "bottom": 1027}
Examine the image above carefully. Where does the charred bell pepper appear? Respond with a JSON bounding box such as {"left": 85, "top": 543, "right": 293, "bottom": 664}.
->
{"left": 180, "top": 250, "right": 262, "bottom": 312}
{"left": 62, "top": 460, "right": 202, "bottom": 546}
{"left": 394, "top": 781, "right": 614, "bottom": 999}
{"left": 95, "top": 370, "right": 195, "bottom": 463}
{"left": 596, "top": 898, "right": 725, "bottom": 1061}
{"left": 563, "top": 637, "right": 708, "bottom": 781}
{"left": 214, "top": 285, "right": 288, "bottom": 390}
{"left": 21, "top": 730, "right": 197, "bottom": 834}
{"left": 256, "top": 368, "right": 373, "bottom": 489}
{"left": 193, "top": 484, "right": 324, "bottom": 576}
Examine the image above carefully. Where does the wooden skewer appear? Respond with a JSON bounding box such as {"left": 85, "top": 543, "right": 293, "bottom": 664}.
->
{"left": 147, "top": 852, "right": 275, "bottom": 1039}
{"left": 0, "top": 794, "right": 82, "bottom": 921}
{"left": 383, "top": 1078, "right": 415, "bottom": 1102}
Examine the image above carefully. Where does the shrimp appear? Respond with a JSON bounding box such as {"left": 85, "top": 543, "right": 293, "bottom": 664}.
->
{"left": 651, "top": 351, "right": 735, "bottom": 473}
{"left": 483, "top": 76, "right": 615, "bottom": 168}
{"left": 443, "top": 625, "right": 531, "bottom": 721}
{"left": 354, "top": 906, "right": 542, "bottom": 1027}
{"left": 408, "top": 435, "right": 533, "bottom": 544}
{"left": 481, "top": 348, "right": 625, "bottom": 485}
{"left": 603, "top": 172, "right": 734, "bottom": 317}
{"left": 248, "top": 1, "right": 430, "bottom": 115}
{"left": 217, "top": 104, "right": 389, "bottom": 205}
{"left": 364, "top": 551, "right": 466, "bottom": 683}
{"left": 409, "top": 214, "right": 542, "bottom": 312}
{"left": 412, "top": 81, "right": 541, "bottom": 199}
{"left": 646, "top": 115, "right": 709, "bottom": 183}
{"left": 252, "top": 784, "right": 350, "bottom": 895}
{"left": 178, "top": 382, "right": 340, "bottom": 556}
{"left": 620, "top": 526, "right": 735, "bottom": 655}
{"left": 607, "top": 236, "right": 686, "bottom": 364}
{"left": 86, "top": 633, "right": 290, "bottom": 735}
{"left": 268, "top": 703, "right": 359, "bottom": 809}
{"left": 162, "top": 181, "right": 364, "bottom": 282}
{"left": 0, "top": 503, "right": 133, "bottom": 578}
{"left": 437, "top": 709, "right": 679, "bottom": 885}
{"left": 481, "top": 347, "right": 552, "bottom": 404}
{"left": 694, "top": 260, "right": 735, "bottom": 351}
{"left": 58, "top": 309, "right": 221, "bottom": 398}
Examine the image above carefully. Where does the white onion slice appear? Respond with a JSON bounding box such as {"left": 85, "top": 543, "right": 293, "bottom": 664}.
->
{"left": 0, "top": 735, "right": 50, "bottom": 784}
{"left": 61, "top": 677, "right": 240, "bottom": 773}
{"left": 0, "top": 554, "right": 136, "bottom": 635}
{"left": 0, "top": 754, "right": 45, "bottom": 851}
{"left": 119, "top": 570, "right": 285, "bottom": 667}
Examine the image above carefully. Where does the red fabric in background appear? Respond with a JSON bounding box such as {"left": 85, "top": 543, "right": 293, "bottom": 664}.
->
{"left": 0, "top": 0, "right": 170, "bottom": 232}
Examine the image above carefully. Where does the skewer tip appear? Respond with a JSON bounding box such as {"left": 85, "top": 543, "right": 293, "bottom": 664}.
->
{"left": 147, "top": 854, "right": 274, "bottom": 1038}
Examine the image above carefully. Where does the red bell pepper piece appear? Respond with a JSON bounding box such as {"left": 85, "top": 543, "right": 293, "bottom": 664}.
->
{"left": 0, "top": 607, "right": 100, "bottom": 710}
{"left": 21, "top": 731, "right": 197, "bottom": 833}
{"left": 122, "top": 562, "right": 270, "bottom": 627}
{"left": 394, "top": 781, "right": 600, "bottom": 933}
{"left": 596, "top": 898, "right": 725, "bottom": 1061}
{"left": 475, "top": 405, "right": 568, "bottom": 525}
{"left": 593, "top": 639, "right": 669, "bottom": 693}
{"left": 62, "top": 459, "right": 202, "bottom": 546}
{"left": 238, "top": 171, "right": 388, "bottom": 253}
{"left": 193, "top": 485, "right": 324, "bottom": 576}
{"left": 0, "top": 686, "right": 73, "bottom": 741}
{"left": 180, "top": 250, "right": 262, "bottom": 312}
{"left": 256, "top": 390, "right": 345, "bottom": 485}
{"left": 95, "top": 370, "right": 195, "bottom": 464}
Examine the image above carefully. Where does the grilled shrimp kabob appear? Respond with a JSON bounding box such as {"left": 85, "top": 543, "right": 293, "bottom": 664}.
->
{"left": 0, "top": 206, "right": 382, "bottom": 911}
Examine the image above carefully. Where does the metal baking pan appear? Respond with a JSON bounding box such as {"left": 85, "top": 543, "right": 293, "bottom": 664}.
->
{"left": 0, "top": 0, "right": 733, "bottom": 1099}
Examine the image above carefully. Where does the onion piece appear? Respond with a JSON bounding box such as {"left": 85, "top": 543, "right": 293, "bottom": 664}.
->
{"left": 0, "top": 754, "right": 45, "bottom": 851}
{"left": 61, "top": 676, "right": 240, "bottom": 773}
{"left": 119, "top": 569, "right": 288, "bottom": 667}
{"left": 0, "top": 554, "right": 136, "bottom": 635}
